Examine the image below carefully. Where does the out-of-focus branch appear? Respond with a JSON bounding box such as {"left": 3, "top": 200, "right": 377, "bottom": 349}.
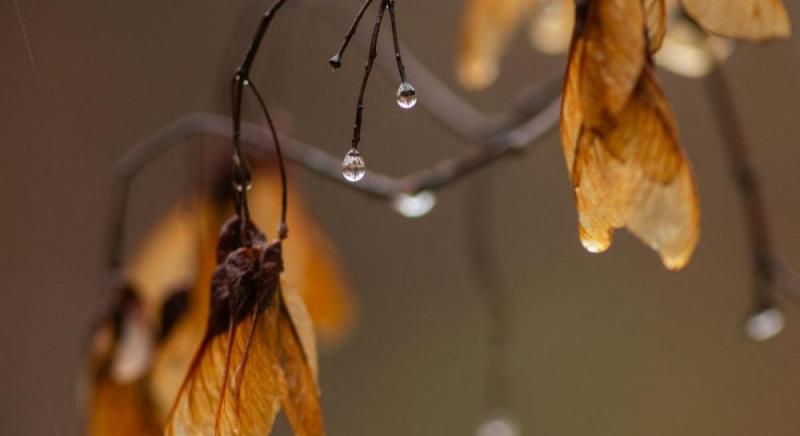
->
{"left": 114, "top": 91, "right": 559, "bottom": 201}
{"left": 705, "top": 61, "right": 800, "bottom": 339}
{"left": 466, "top": 174, "right": 515, "bottom": 427}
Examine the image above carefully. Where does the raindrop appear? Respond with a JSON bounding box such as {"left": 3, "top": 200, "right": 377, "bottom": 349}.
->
{"left": 232, "top": 170, "right": 252, "bottom": 193}
{"left": 580, "top": 237, "right": 609, "bottom": 254}
{"left": 392, "top": 191, "right": 436, "bottom": 218}
{"left": 341, "top": 148, "right": 366, "bottom": 182}
{"left": 476, "top": 415, "right": 518, "bottom": 436}
{"left": 329, "top": 54, "right": 342, "bottom": 70}
{"left": 745, "top": 307, "right": 784, "bottom": 342}
{"left": 396, "top": 81, "right": 417, "bottom": 109}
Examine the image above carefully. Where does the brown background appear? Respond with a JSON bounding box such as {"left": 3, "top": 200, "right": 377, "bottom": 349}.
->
{"left": 2, "top": 1, "right": 800, "bottom": 435}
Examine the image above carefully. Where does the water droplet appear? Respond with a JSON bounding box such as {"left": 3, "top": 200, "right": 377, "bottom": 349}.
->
{"left": 232, "top": 171, "right": 252, "bottom": 193}
{"left": 580, "top": 237, "right": 609, "bottom": 253}
{"left": 578, "top": 226, "right": 611, "bottom": 253}
{"left": 392, "top": 191, "right": 436, "bottom": 218}
{"left": 396, "top": 81, "right": 417, "bottom": 109}
{"left": 341, "top": 148, "right": 366, "bottom": 182}
{"left": 476, "top": 416, "right": 518, "bottom": 436}
{"left": 329, "top": 54, "right": 342, "bottom": 70}
{"left": 745, "top": 307, "right": 785, "bottom": 342}
{"left": 662, "top": 254, "right": 689, "bottom": 271}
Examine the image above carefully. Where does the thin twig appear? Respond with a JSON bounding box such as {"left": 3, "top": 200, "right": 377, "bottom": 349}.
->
{"left": 329, "top": 0, "right": 376, "bottom": 68}
{"left": 705, "top": 62, "right": 794, "bottom": 310}
{"left": 386, "top": 0, "right": 407, "bottom": 83}
{"left": 104, "top": 93, "right": 558, "bottom": 266}
{"left": 105, "top": 6, "right": 562, "bottom": 271}
{"left": 231, "top": 0, "right": 293, "bottom": 244}
{"left": 319, "top": 1, "right": 491, "bottom": 139}
{"left": 349, "top": 0, "right": 387, "bottom": 151}
{"left": 466, "top": 174, "right": 513, "bottom": 419}
{"left": 249, "top": 80, "right": 289, "bottom": 236}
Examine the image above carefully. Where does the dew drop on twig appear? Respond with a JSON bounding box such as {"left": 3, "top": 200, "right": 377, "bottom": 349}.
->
{"left": 745, "top": 307, "right": 784, "bottom": 342}
{"left": 392, "top": 191, "right": 436, "bottom": 218}
{"left": 396, "top": 81, "right": 417, "bottom": 109}
{"left": 342, "top": 148, "right": 366, "bottom": 182}
{"left": 476, "top": 415, "right": 518, "bottom": 436}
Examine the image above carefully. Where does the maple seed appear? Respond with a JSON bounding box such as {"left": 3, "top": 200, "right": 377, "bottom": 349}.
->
{"left": 342, "top": 148, "right": 366, "bottom": 182}
{"left": 396, "top": 81, "right": 417, "bottom": 109}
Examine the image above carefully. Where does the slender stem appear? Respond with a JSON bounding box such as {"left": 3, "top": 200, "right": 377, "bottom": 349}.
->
{"left": 705, "top": 62, "right": 778, "bottom": 310}
{"left": 329, "top": 0, "right": 376, "bottom": 68}
{"left": 231, "top": 0, "right": 292, "bottom": 242}
{"left": 386, "top": 0, "right": 407, "bottom": 83}
{"left": 248, "top": 81, "right": 289, "bottom": 237}
{"left": 239, "top": 0, "right": 291, "bottom": 75}
{"left": 106, "top": 180, "right": 132, "bottom": 272}
{"left": 350, "top": 0, "right": 387, "bottom": 151}
{"left": 317, "top": 1, "right": 493, "bottom": 139}
{"left": 231, "top": 75, "right": 252, "bottom": 222}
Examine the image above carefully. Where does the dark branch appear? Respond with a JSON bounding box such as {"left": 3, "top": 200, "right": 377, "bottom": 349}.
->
{"left": 705, "top": 61, "right": 799, "bottom": 326}
{"left": 349, "top": 0, "right": 387, "bottom": 151}
{"left": 329, "top": 0, "right": 376, "bottom": 69}
{"left": 466, "top": 174, "right": 513, "bottom": 419}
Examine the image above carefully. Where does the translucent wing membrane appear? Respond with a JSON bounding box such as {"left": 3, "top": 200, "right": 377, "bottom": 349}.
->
{"left": 165, "top": 262, "right": 284, "bottom": 434}
{"left": 87, "top": 289, "right": 161, "bottom": 436}
{"left": 645, "top": 0, "right": 667, "bottom": 53}
{"left": 165, "top": 218, "right": 324, "bottom": 435}
{"left": 457, "top": 0, "right": 538, "bottom": 89}
{"left": 682, "top": 0, "right": 791, "bottom": 41}
{"left": 577, "top": 0, "right": 645, "bottom": 129}
{"left": 561, "top": 1, "right": 700, "bottom": 270}
{"left": 278, "top": 300, "right": 324, "bottom": 436}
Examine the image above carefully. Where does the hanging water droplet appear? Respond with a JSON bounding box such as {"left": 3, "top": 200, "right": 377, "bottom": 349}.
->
{"left": 392, "top": 191, "right": 436, "bottom": 218}
{"left": 232, "top": 180, "right": 252, "bottom": 193}
{"left": 476, "top": 415, "right": 518, "bottom": 436}
{"left": 745, "top": 307, "right": 785, "bottom": 342}
{"left": 329, "top": 54, "right": 342, "bottom": 70}
{"left": 396, "top": 81, "right": 417, "bottom": 109}
{"left": 232, "top": 169, "right": 252, "bottom": 193}
{"left": 579, "top": 225, "right": 611, "bottom": 253}
{"left": 341, "top": 148, "right": 366, "bottom": 182}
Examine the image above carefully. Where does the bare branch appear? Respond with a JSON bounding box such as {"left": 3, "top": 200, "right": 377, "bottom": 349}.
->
{"left": 705, "top": 61, "right": 800, "bottom": 318}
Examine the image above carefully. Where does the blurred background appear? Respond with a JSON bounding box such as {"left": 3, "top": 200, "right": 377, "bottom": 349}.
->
{"left": 2, "top": 1, "right": 800, "bottom": 435}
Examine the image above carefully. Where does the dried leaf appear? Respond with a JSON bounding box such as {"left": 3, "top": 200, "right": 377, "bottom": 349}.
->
{"left": 165, "top": 219, "right": 285, "bottom": 435}
{"left": 250, "top": 170, "right": 355, "bottom": 347}
{"left": 278, "top": 301, "right": 323, "bottom": 436}
{"left": 87, "top": 379, "right": 161, "bottom": 436}
{"left": 654, "top": 19, "right": 735, "bottom": 78}
{"left": 149, "top": 230, "right": 217, "bottom": 419}
{"left": 527, "top": 0, "right": 574, "bottom": 55}
{"left": 682, "top": 0, "right": 791, "bottom": 41}
{"left": 645, "top": 0, "right": 667, "bottom": 53}
{"left": 126, "top": 201, "right": 207, "bottom": 319}
{"left": 563, "top": 65, "right": 700, "bottom": 269}
{"left": 86, "top": 288, "right": 160, "bottom": 436}
{"left": 457, "top": 0, "right": 538, "bottom": 89}
{"left": 281, "top": 285, "right": 319, "bottom": 380}
{"left": 575, "top": 0, "right": 646, "bottom": 130}
{"left": 165, "top": 217, "right": 324, "bottom": 435}
{"left": 126, "top": 167, "right": 354, "bottom": 348}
